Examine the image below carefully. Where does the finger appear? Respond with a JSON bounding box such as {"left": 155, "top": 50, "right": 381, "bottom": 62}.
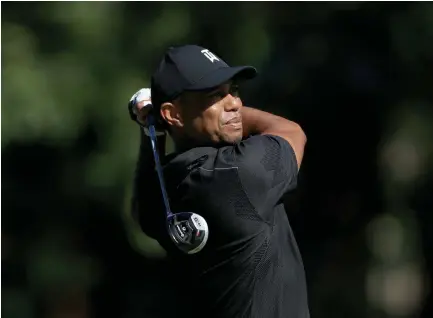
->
{"left": 135, "top": 99, "right": 152, "bottom": 112}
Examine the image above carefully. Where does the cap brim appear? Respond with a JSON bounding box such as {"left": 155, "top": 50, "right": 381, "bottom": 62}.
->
{"left": 187, "top": 66, "right": 257, "bottom": 91}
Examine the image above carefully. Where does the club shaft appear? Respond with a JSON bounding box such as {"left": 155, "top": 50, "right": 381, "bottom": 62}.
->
{"left": 146, "top": 123, "right": 172, "bottom": 217}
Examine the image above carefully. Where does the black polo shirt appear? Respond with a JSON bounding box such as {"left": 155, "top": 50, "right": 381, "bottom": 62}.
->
{"left": 138, "top": 134, "right": 309, "bottom": 318}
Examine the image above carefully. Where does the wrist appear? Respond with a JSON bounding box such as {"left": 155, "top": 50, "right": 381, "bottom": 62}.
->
{"left": 140, "top": 125, "right": 167, "bottom": 137}
{"left": 140, "top": 128, "right": 167, "bottom": 157}
{"left": 241, "top": 106, "right": 266, "bottom": 137}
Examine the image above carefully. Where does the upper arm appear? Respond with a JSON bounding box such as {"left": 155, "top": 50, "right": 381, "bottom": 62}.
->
{"left": 233, "top": 134, "right": 299, "bottom": 214}
{"left": 262, "top": 122, "right": 307, "bottom": 169}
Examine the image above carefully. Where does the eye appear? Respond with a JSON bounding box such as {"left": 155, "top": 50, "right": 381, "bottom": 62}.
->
{"left": 229, "top": 85, "right": 240, "bottom": 97}
{"left": 208, "top": 90, "right": 227, "bottom": 103}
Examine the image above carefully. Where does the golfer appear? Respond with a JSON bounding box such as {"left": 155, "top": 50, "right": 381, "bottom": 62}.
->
{"left": 129, "top": 45, "right": 309, "bottom": 318}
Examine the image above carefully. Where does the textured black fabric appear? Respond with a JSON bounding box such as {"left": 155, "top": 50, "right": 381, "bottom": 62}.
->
{"left": 141, "top": 134, "right": 309, "bottom": 318}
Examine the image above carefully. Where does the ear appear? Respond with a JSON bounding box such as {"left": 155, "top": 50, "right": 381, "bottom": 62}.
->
{"left": 160, "top": 102, "right": 183, "bottom": 128}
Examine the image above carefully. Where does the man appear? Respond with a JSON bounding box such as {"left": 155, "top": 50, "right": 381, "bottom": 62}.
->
{"left": 129, "top": 45, "right": 308, "bottom": 318}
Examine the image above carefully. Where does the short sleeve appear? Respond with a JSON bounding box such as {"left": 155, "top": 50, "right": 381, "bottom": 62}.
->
{"left": 232, "top": 134, "right": 299, "bottom": 217}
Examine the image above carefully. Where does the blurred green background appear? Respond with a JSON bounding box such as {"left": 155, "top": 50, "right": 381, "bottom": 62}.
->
{"left": 2, "top": 2, "right": 433, "bottom": 318}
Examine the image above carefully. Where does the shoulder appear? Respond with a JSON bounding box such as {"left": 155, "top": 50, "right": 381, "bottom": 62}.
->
{"left": 215, "top": 135, "right": 299, "bottom": 211}
{"left": 216, "top": 134, "right": 297, "bottom": 170}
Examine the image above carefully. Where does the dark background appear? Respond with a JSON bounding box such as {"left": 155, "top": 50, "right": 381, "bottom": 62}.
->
{"left": 2, "top": 2, "right": 433, "bottom": 318}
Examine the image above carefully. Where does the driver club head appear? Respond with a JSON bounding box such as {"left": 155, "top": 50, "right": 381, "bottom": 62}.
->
{"left": 167, "top": 212, "right": 209, "bottom": 254}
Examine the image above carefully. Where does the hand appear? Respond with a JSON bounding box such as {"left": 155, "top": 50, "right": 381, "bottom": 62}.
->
{"left": 128, "top": 88, "right": 152, "bottom": 125}
{"left": 128, "top": 88, "right": 166, "bottom": 136}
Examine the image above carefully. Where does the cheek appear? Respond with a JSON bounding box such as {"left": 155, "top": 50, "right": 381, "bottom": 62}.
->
{"left": 201, "top": 105, "right": 223, "bottom": 131}
{"left": 188, "top": 105, "right": 220, "bottom": 131}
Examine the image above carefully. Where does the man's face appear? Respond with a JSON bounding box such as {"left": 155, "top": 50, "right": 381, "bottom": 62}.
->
{"left": 167, "top": 82, "right": 244, "bottom": 146}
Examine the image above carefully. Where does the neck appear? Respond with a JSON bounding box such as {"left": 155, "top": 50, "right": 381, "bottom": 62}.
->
{"left": 171, "top": 133, "right": 196, "bottom": 153}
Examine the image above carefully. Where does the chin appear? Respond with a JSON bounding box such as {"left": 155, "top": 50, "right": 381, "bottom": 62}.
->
{"left": 221, "top": 133, "right": 243, "bottom": 145}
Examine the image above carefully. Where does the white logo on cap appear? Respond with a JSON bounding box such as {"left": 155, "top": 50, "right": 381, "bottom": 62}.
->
{"left": 201, "top": 49, "right": 220, "bottom": 63}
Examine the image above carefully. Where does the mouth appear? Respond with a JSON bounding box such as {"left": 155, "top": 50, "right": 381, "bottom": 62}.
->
{"left": 224, "top": 116, "right": 242, "bottom": 125}
{"left": 223, "top": 116, "right": 242, "bottom": 131}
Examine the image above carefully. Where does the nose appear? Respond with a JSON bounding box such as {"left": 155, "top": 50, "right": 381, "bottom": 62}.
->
{"left": 224, "top": 94, "right": 242, "bottom": 112}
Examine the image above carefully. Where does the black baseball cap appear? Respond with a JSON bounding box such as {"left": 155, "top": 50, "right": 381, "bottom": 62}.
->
{"left": 151, "top": 45, "right": 257, "bottom": 108}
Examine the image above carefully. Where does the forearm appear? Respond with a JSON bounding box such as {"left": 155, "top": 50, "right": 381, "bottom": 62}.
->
{"left": 133, "top": 130, "right": 166, "bottom": 190}
{"left": 131, "top": 129, "right": 166, "bottom": 236}
{"left": 241, "top": 106, "right": 302, "bottom": 137}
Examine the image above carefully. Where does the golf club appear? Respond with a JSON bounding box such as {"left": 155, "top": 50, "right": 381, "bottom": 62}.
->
{"left": 138, "top": 101, "right": 209, "bottom": 254}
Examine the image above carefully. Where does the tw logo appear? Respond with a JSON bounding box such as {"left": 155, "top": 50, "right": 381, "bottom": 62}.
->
{"left": 201, "top": 49, "right": 220, "bottom": 63}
